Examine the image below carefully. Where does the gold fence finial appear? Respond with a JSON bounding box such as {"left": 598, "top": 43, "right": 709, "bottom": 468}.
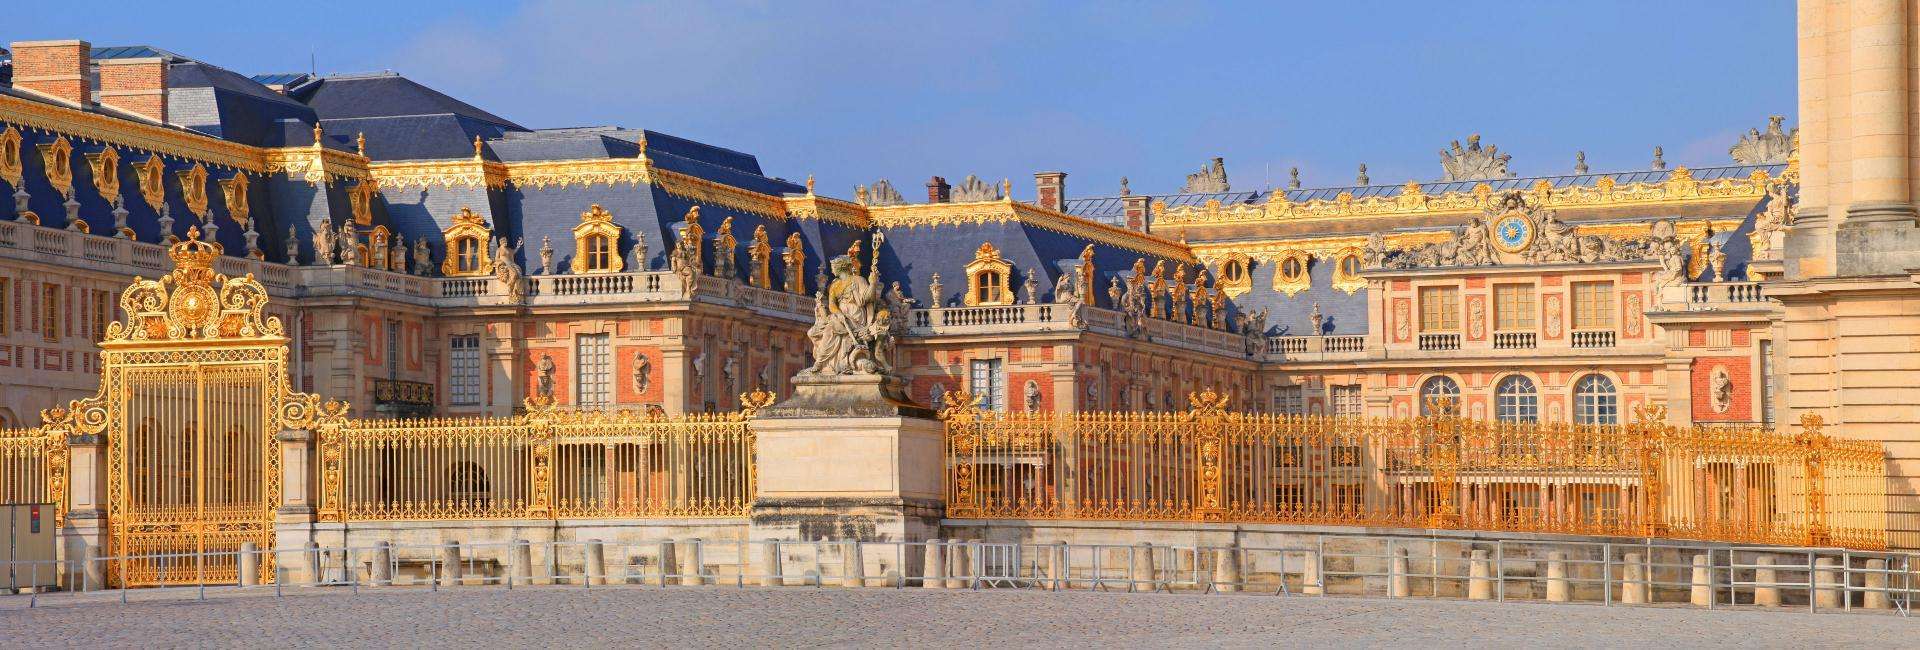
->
{"left": 740, "top": 390, "right": 775, "bottom": 416}
{"left": 1187, "top": 389, "right": 1230, "bottom": 419}
{"left": 938, "top": 391, "right": 982, "bottom": 420}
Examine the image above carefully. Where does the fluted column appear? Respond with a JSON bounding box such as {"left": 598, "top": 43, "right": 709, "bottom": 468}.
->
{"left": 1844, "top": 0, "right": 1909, "bottom": 220}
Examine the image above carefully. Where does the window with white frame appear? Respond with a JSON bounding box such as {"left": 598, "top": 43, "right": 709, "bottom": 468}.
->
{"left": 969, "top": 359, "right": 1005, "bottom": 411}
{"left": 1494, "top": 375, "right": 1538, "bottom": 424}
{"left": 1419, "top": 376, "right": 1460, "bottom": 416}
{"left": 576, "top": 334, "right": 612, "bottom": 408}
{"left": 449, "top": 335, "right": 482, "bottom": 406}
{"left": 1573, "top": 374, "right": 1618, "bottom": 425}
{"left": 1272, "top": 385, "right": 1305, "bottom": 416}
{"left": 1330, "top": 384, "right": 1363, "bottom": 418}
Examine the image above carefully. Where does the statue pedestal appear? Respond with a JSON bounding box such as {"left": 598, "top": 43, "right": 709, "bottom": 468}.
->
{"left": 749, "top": 373, "right": 944, "bottom": 545}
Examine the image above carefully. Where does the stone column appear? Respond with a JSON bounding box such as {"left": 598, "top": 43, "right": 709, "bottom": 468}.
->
{"left": 1864, "top": 558, "right": 1891, "bottom": 609}
{"left": 1813, "top": 557, "right": 1842, "bottom": 608}
{"left": 60, "top": 431, "right": 107, "bottom": 590}
{"left": 656, "top": 539, "right": 676, "bottom": 587}
{"left": 759, "top": 540, "right": 784, "bottom": 587}
{"left": 679, "top": 538, "right": 703, "bottom": 586}
{"left": 1835, "top": 0, "right": 1920, "bottom": 275}
{"left": 1129, "top": 542, "right": 1157, "bottom": 592}
{"left": 948, "top": 540, "right": 972, "bottom": 589}
{"left": 921, "top": 540, "right": 946, "bottom": 589}
{"left": 511, "top": 539, "right": 533, "bottom": 586}
{"left": 1213, "top": 545, "right": 1241, "bottom": 593}
{"left": 371, "top": 541, "right": 393, "bottom": 586}
{"left": 1753, "top": 554, "right": 1781, "bottom": 606}
{"left": 1545, "top": 552, "right": 1570, "bottom": 602}
{"left": 841, "top": 541, "right": 866, "bottom": 588}
{"left": 273, "top": 430, "right": 318, "bottom": 562}
{"left": 1389, "top": 547, "right": 1410, "bottom": 598}
{"left": 1690, "top": 554, "right": 1713, "bottom": 606}
{"left": 1301, "top": 550, "right": 1324, "bottom": 596}
{"left": 237, "top": 542, "right": 259, "bottom": 587}
{"left": 1621, "top": 552, "right": 1648, "bottom": 604}
{"left": 584, "top": 539, "right": 606, "bottom": 586}
{"left": 439, "top": 541, "right": 462, "bottom": 587}
{"left": 1468, "top": 549, "right": 1493, "bottom": 600}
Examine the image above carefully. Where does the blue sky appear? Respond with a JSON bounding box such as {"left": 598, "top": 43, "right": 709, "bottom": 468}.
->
{"left": 14, "top": 1, "right": 1795, "bottom": 199}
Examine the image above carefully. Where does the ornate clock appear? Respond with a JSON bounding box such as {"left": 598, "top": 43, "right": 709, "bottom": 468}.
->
{"left": 1492, "top": 212, "right": 1533, "bottom": 254}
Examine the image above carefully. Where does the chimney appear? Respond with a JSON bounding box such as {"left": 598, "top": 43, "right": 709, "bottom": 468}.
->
{"left": 1121, "top": 195, "right": 1151, "bottom": 232}
{"left": 9, "top": 40, "right": 91, "bottom": 106}
{"left": 1034, "top": 171, "right": 1066, "bottom": 212}
{"left": 97, "top": 57, "right": 168, "bottom": 123}
{"left": 925, "top": 176, "right": 951, "bottom": 203}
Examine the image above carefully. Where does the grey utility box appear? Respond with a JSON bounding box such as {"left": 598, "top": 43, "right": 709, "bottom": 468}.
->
{"left": 2, "top": 503, "right": 57, "bottom": 592}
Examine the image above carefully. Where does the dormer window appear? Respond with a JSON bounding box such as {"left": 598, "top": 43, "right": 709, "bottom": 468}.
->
{"left": 440, "top": 207, "right": 494, "bottom": 277}
{"left": 964, "top": 242, "right": 1014, "bottom": 306}
{"left": 571, "top": 204, "right": 625, "bottom": 274}
{"left": 1273, "top": 249, "right": 1311, "bottom": 297}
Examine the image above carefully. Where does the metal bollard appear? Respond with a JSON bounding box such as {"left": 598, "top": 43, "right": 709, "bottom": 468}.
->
{"left": 1130, "top": 542, "right": 1156, "bottom": 592}
{"left": 1545, "top": 552, "right": 1569, "bottom": 602}
{"left": 922, "top": 539, "right": 946, "bottom": 589}
{"left": 679, "top": 539, "right": 704, "bottom": 586}
{"left": 657, "top": 539, "right": 677, "bottom": 587}
{"left": 238, "top": 542, "right": 259, "bottom": 587}
{"left": 439, "top": 542, "right": 462, "bottom": 587}
{"left": 1621, "top": 552, "right": 1647, "bottom": 604}
{"left": 585, "top": 539, "right": 607, "bottom": 586}
{"left": 761, "top": 541, "right": 784, "bottom": 587}
{"left": 1389, "top": 547, "right": 1411, "bottom": 598}
{"left": 1753, "top": 554, "right": 1780, "bottom": 607}
{"left": 511, "top": 540, "right": 533, "bottom": 587}
{"left": 1689, "top": 554, "right": 1711, "bottom": 606}
{"left": 1864, "top": 558, "right": 1891, "bottom": 610}
{"left": 841, "top": 541, "right": 866, "bottom": 588}
{"left": 371, "top": 541, "right": 393, "bottom": 586}
{"left": 1813, "top": 557, "right": 1841, "bottom": 609}
{"left": 1214, "top": 545, "right": 1241, "bottom": 593}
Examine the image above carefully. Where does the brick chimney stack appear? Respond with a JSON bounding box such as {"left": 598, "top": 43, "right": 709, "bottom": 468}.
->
{"left": 1033, "top": 171, "right": 1066, "bottom": 212}
{"left": 98, "top": 57, "right": 169, "bottom": 124}
{"left": 1122, "top": 195, "right": 1152, "bottom": 232}
{"left": 926, "top": 176, "right": 951, "bottom": 203}
{"left": 10, "top": 40, "right": 92, "bottom": 106}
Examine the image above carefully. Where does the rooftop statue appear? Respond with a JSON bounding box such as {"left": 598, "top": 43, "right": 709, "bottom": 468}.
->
{"left": 803, "top": 232, "right": 897, "bottom": 377}
{"left": 1181, "top": 157, "right": 1229, "bottom": 194}
{"left": 1730, "top": 115, "right": 1798, "bottom": 165}
{"left": 1439, "top": 134, "right": 1514, "bottom": 182}
{"left": 952, "top": 175, "right": 1001, "bottom": 202}
{"left": 867, "top": 179, "right": 905, "bottom": 206}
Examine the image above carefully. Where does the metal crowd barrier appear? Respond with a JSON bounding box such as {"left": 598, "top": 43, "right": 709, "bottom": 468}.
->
{"left": 0, "top": 535, "right": 1914, "bottom": 616}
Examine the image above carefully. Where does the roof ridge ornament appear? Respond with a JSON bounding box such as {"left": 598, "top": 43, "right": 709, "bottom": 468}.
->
{"left": 1574, "top": 151, "right": 1588, "bottom": 175}
{"left": 1730, "top": 115, "right": 1797, "bottom": 165}
{"left": 1650, "top": 146, "right": 1667, "bottom": 171}
{"left": 1180, "top": 157, "right": 1229, "bottom": 194}
{"left": 951, "top": 174, "right": 1000, "bottom": 202}
{"left": 1438, "top": 134, "right": 1514, "bottom": 182}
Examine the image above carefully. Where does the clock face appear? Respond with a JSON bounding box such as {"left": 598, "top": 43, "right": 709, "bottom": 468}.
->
{"left": 1493, "top": 213, "right": 1532, "bottom": 253}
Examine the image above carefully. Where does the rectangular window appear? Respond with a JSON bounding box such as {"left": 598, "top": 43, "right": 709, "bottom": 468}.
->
{"left": 92, "top": 290, "right": 109, "bottom": 341}
{"left": 449, "top": 335, "right": 482, "bottom": 406}
{"left": 1760, "top": 339, "right": 1776, "bottom": 427}
{"left": 1493, "top": 284, "right": 1535, "bottom": 330}
{"left": 42, "top": 283, "right": 59, "bottom": 343}
{"left": 969, "top": 359, "right": 1005, "bottom": 411}
{"left": 1571, "top": 282, "right": 1615, "bottom": 330}
{"left": 1418, "top": 286, "right": 1459, "bottom": 331}
{"left": 386, "top": 321, "right": 402, "bottom": 379}
{"left": 576, "top": 334, "right": 612, "bottom": 408}
{"left": 0, "top": 277, "right": 9, "bottom": 336}
{"left": 1271, "top": 385, "right": 1304, "bottom": 416}
{"left": 1330, "top": 384, "right": 1363, "bottom": 418}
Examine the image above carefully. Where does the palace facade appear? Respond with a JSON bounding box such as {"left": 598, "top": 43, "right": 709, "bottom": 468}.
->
{"left": 0, "top": 31, "right": 1897, "bottom": 549}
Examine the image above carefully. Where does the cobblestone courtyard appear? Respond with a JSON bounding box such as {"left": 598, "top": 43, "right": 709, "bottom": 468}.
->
{"left": 0, "top": 585, "right": 1912, "bottom": 648}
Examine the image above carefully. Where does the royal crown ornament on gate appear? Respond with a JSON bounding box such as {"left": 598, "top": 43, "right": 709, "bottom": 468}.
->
{"left": 109, "top": 226, "right": 279, "bottom": 342}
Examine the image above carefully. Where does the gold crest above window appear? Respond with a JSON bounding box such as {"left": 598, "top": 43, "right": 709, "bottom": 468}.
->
{"left": 38, "top": 135, "right": 73, "bottom": 199}
{"left": 0, "top": 126, "right": 21, "bottom": 188}
{"left": 571, "top": 204, "right": 624, "bottom": 274}
{"left": 964, "top": 241, "right": 1014, "bottom": 306}
{"left": 1272, "top": 249, "right": 1311, "bottom": 298}
{"left": 177, "top": 163, "right": 208, "bottom": 218}
{"left": 441, "top": 207, "right": 494, "bottom": 277}
{"left": 134, "top": 154, "right": 165, "bottom": 211}
{"left": 86, "top": 146, "right": 121, "bottom": 206}
{"left": 349, "top": 180, "right": 378, "bottom": 226}
{"left": 1331, "top": 247, "right": 1365, "bottom": 295}
{"left": 219, "top": 171, "right": 249, "bottom": 226}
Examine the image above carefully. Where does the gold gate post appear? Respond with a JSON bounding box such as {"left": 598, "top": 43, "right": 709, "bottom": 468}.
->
{"left": 1633, "top": 404, "right": 1669, "bottom": 537}
{"left": 1798, "top": 413, "right": 1831, "bottom": 547}
{"left": 1425, "top": 396, "right": 1461, "bottom": 529}
{"left": 525, "top": 396, "right": 557, "bottom": 518}
{"left": 939, "top": 393, "right": 982, "bottom": 518}
{"left": 1189, "top": 390, "right": 1230, "bottom": 522}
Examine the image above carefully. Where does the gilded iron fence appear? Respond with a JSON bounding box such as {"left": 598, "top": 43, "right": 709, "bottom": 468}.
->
{"left": 0, "top": 428, "right": 62, "bottom": 514}
{"left": 317, "top": 395, "right": 766, "bottom": 522}
{"left": 940, "top": 392, "right": 1889, "bottom": 550}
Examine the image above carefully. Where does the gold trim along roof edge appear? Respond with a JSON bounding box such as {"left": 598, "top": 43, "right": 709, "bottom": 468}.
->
{"left": 1156, "top": 167, "right": 1781, "bottom": 228}
{"left": 0, "top": 93, "right": 265, "bottom": 172}
{"left": 1187, "top": 218, "right": 1744, "bottom": 260}
{"left": 870, "top": 199, "right": 1196, "bottom": 262}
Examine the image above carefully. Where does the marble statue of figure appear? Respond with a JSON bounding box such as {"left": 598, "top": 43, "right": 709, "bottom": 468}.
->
{"left": 535, "top": 354, "right": 556, "bottom": 400}
{"left": 927, "top": 273, "right": 944, "bottom": 308}
{"left": 1309, "top": 302, "right": 1324, "bottom": 336}
{"left": 1053, "top": 268, "right": 1076, "bottom": 304}
{"left": 632, "top": 234, "right": 649, "bottom": 271}
{"left": 1361, "top": 231, "right": 1388, "bottom": 269}
{"left": 411, "top": 238, "right": 431, "bottom": 275}
{"left": 1439, "top": 134, "right": 1514, "bottom": 182}
{"left": 803, "top": 232, "right": 896, "bottom": 376}
{"left": 723, "top": 356, "right": 739, "bottom": 394}
{"left": 1024, "top": 381, "right": 1042, "bottom": 412}
{"left": 336, "top": 221, "right": 358, "bottom": 265}
{"left": 633, "top": 352, "right": 652, "bottom": 394}
{"left": 1711, "top": 369, "right": 1735, "bottom": 414}
{"left": 390, "top": 236, "right": 406, "bottom": 273}
{"left": 1455, "top": 215, "right": 1494, "bottom": 266}
{"left": 1239, "top": 307, "right": 1269, "bottom": 356}
{"left": 312, "top": 224, "right": 335, "bottom": 265}
{"left": 539, "top": 236, "right": 555, "bottom": 275}
{"left": 1022, "top": 268, "right": 1040, "bottom": 305}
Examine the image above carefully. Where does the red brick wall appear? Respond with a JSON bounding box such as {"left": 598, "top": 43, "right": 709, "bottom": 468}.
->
{"left": 615, "top": 345, "right": 663, "bottom": 403}
{"left": 1691, "top": 356, "right": 1753, "bottom": 422}
{"left": 527, "top": 348, "right": 570, "bottom": 405}
{"left": 10, "top": 40, "right": 90, "bottom": 105}
{"left": 97, "top": 58, "right": 167, "bottom": 122}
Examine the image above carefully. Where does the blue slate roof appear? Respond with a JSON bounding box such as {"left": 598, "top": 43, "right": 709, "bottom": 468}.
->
{"left": 291, "top": 73, "right": 525, "bottom": 131}
{"left": 167, "top": 61, "right": 318, "bottom": 146}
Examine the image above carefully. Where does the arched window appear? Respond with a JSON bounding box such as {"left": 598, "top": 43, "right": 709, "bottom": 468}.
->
{"left": 571, "top": 204, "right": 625, "bottom": 274}
{"left": 1273, "top": 250, "right": 1310, "bottom": 297}
{"left": 964, "top": 242, "right": 1013, "bottom": 306}
{"left": 1419, "top": 376, "right": 1460, "bottom": 416}
{"left": 449, "top": 461, "right": 490, "bottom": 507}
{"left": 455, "top": 237, "right": 483, "bottom": 274}
{"left": 1573, "top": 374, "right": 1618, "bottom": 425}
{"left": 584, "top": 233, "right": 614, "bottom": 271}
{"left": 1495, "top": 375, "right": 1538, "bottom": 424}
